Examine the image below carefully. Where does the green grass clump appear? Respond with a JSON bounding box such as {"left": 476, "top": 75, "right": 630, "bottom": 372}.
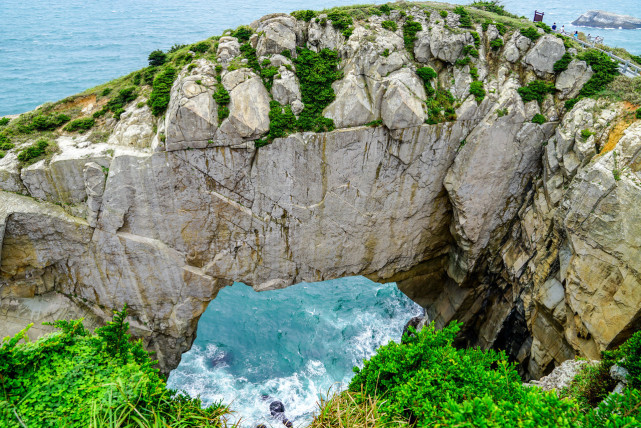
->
{"left": 254, "top": 101, "right": 297, "bottom": 148}
{"left": 402, "top": 18, "right": 422, "bottom": 54}
{"left": 425, "top": 88, "right": 456, "bottom": 124}
{"left": 0, "top": 117, "right": 10, "bottom": 126}
{"left": 440, "top": 10, "right": 448, "bottom": 18}
{"left": 463, "top": 45, "right": 479, "bottom": 58}
{"left": 470, "top": 1, "right": 519, "bottom": 18}
{"left": 0, "top": 307, "right": 232, "bottom": 427}
{"left": 554, "top": 52, "right": 573, "bottom": 73}
{"left": 64, "top": 117, "right": 95, "bottom": 133}
{"left": 18, "top": 113, "right": 71, "bottom": 133}
{"left": 490, "top": 38, "right": 504, "bottom": 50}
{"left": 291, "top": 9, "right": 317, "bottom": 21}
{"left": 517, "top": 80, "right": 556, "bottom": 104}
{"left": 212, "top": 86, "right": 230, "bottom": 123}
{"left": 576, "top": 50, "right": 619, "bottom": 97}
{"left": 637, "top": 108, "right": 641, "bottom": 119}
{"left": 231, "top": 25, "right": 253, "bottom": 43}
{"left": 327, "top": 10, "right": 354, "bottom": 38}
{"left": 379, "top": 4, "right": 391, "bottom": 15}
{"left": 455, "top": 56, "right": 472, "bottom": 67}
{"left": 454, "top": 6, "right": 472, "bottom": 28}
{"left": 148, "top": 66, "right": 177, "bottom": 116}
{"left": 536, "top": 22, "right": 552, "bottom": 34}
{"left": 416, "top": 66, "right": 437, "bottom": 96}
{"left": 293, "top": 47, "right": 341, "bottom": 133}
{"left": 520, "top": 27, "right": 541, "bottom": 42}
{"left": 470, "top": 31, "right": 481, "bottom": 48}
{"left": 581, "top": 129, "right": 594, "bottom": 140}
{"left": 381, "top": 20, "right": 397, "bottom": 31}
{"left": 532, "top": 113, "right": 546, "bottom": 124}
{"left": 16, "top": 139, "right": 49, "bottom": 163}
{"left": 470, "top": 81, "right": 485, "bottom": 102}
{"left": 189, "top": 41, "right": 211, "bottom": 53}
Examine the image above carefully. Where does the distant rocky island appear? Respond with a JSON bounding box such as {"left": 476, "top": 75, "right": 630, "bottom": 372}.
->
{"left": 572, "top": 10, "right": 641, "bottom": 29}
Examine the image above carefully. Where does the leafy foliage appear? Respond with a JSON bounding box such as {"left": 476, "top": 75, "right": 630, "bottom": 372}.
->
{"left": 293, "top": 47, "right": 341, "bottom": 133}
{"left": 381, "top": 20, "right": 397, "bottom": 32}
{"left": 470, "top": 31, "right": 481, "bottom": 48}
{"left": 621, "top": 330, "right": 641, "bottom": 389}
{"left": 254, "top": 101, "right": 297, "bottom": 148}
{"left": 148, "top": 66, "right": 177, "bottom": 116}
{"left": 64, "top": 117, "right": 95, "bottom": 133}
{"left": 470, "top": 1, "right": 518, "bottom": 18}
{"left": 16, "top": 138, "right": 49, "bottom": 163}
{"left": 637, "top": 108, "right": 641, "bottom": 119}
{"left": 379, "top": 4, "right": 391, "bottom": 15}
{"left": 463, "top": 45, "right": 479, "bottom": 58}
{"left": 402, "top": 19, "right": 422, "bottom": 54}
{"left": 470, "top": 81, "right": 486, "bottom": 102}
{"left": 454, "top": 6, "right": 472, "bottom": 28}
{"left": 554, "top": 52, "right": 573, "bottom": 73}
{"left": 490, "top": 38, "right": 504, "bottom": 50}
{"left": 576, "top": 50, "right": 620, "bottom": 98}
{"left": 0, "top": 117, "right": 10, "bottom": 126}
{"left": 520, "top": 27, "right": 541, "bottom": 42}
{"left": 416, "top": 66, "right": 437, "bottom": 96}
{"left": 231, "top": 25, "right": 253, "bottom": 43}
{"left": 439, "top": 10, "right": 448, "bottom": 18}
{"left": 532, "top": 113, "right": 546, "bottom": 124}
{"left": 291, "top": 9, "right": 317, "bottom": 21}
{"left": 147, "top": 49, "right": 167, "bottom": 67}
{"left": 189, "top": 41, "right": 211, "bottom": 53}
{"left": 536, "top": 22, "right": 553, "bottom": 34}
{"left": 212, "top": 86, "right": 230, "bottom": 123}
{"left": 0, "top": 311, "right": 231, "bottom": 427}
{"left": 327, "top": 10, "right": 354, "bottom": 38}
{"left": 517, "top": 80, "right": 556, "bottom": 104}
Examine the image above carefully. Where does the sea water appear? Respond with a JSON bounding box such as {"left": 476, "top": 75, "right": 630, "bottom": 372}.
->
{"left": 166, "top": 278, "right": 422, "bottom": 427}
{"left": 1, "top": 0, "right": 640, "bottom": 116}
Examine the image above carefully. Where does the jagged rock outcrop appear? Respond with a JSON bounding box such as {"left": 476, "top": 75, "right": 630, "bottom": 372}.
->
{"left": 2, "top": 4, "right": 640, "bottom": 380}
{"left": 572, "top": 10, "right": 641, "bottom": 29}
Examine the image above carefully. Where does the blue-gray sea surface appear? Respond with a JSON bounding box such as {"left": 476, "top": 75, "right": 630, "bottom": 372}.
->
{"left": 0, "top": 0, "right": 639, "bottom": 116}
{"left": 166, "top": 278, "right": 422, "bottom": 427}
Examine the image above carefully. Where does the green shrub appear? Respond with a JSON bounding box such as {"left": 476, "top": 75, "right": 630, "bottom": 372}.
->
{"left": 520, "top": 27, "right": 541, "bottom": 42}
{"left": 440, "top": 10, "right": 448, "bottom": 18}
{"left": 536, "top": 22, "right": 553, "bottom": 34}
{"left": 148, "top": 66, "right": 177, "bottom": 116}
{"left": 470, "top": 81, "right": 485, "bottom": 102}
{"left": 17, "top": 139, "right": 49, "bottom": 163}
{"left": 453, "top": 6, "right": 472, "bottom": 28}
{"left": 490, "top": 38, "right": 504, "bottom": 50}
{"left": 365, "top": 119, "right": 383, "bottom": 127}
{"left": 470, "top": 66, "right": 479, "bottom": 80}
{"left": 327, "top": 10, "right": 354, "bottom": 38}
{"left": 27, "top": 113, "right": 70, "bottom": 131}
{"left": 554, "top": 52, "right": 573, "bottom": 73}
{"left": 496, "top": 108, "right": 508, "bottom": 117}
{"left": 293, "top": 47, "right": 341, "bottom": 133}
{"left": 147, "top": 49, "right": 167, "bottom": 67}
{"left": 402, "top": 19, "right": 422, "bottom": 54}
{"left": 581, "top": 129, "right": 594, "bottom": 140}
{"left": 291, "top": 9, "right": 317, "bottom": 21}
{"left": 637, "top": 108, "right": 641, "bottom": 119}
{"left": 621, "top": 330, "right": 641, "bottom": 389}
{"left": 0, "top": 142, "right": 14, "bottom": 151}
{"left": 64, "top": 117, "right": 95, "bottom": 133}
{"left": 517, "top": 80, "right": 556, "bottom": 104}
{"left": 470, "top": 31, "right": 481, "bottom": 48}
{"left": 416, "top": 67, "right": 437, "bottom": 96}
{"left": 254, "top": 101, "right": 297, "bottom": 147}
{"left": 565, "top": 98, "right": 579, "bottom": 110}
{"left": 104, "top": 86, "right": 138, "bottom": 120}
{"left": 576, "top": 50, "right": 619, "bottom": 98}
{"left": 470, "top": 1, "right": 518, "bottom": 18}
{"left": 455, "top": 56, "right": 471, "bottom": 67}
{"left": 382, "top": 48, "right": 390, "bottom": 57}
{"left": 532, "top": 113, "right": 546, "bottom": 124}
{"left": 463, "top": 45, "right": 479, "bottom": 58}
{"left": 189, "top": 41, "right": 210, "bottom": 53}
{"left": 0, "top": 133, "right": 11, "bottom": 148}
{"left": 381, "top": 20, "right": 397, "bottom": 31}
{"left": 232, "top": 25, "right": 253, "bottom": 43}
{"left": 495, "top": 22, "right": 507, "bottom": 35}
{"left": 379, "top": 4, "right": 391, "bottom": 15}
{"left": 0, "top": 150, "right": 4, "bottom": 159}
{"left": 239, "top": 42, "right": 260, "bottom": 71}
{"left": 101, "top": 87, "right": 112, "bottom": 96}
{"left": 0, "top": 117, "right": 9, "bottom": 126}
{"left": 560, "top": 362, "right": 617, "bottom": 410}
{"left": 0, "top": 308, "right": 231, "bottom": 427}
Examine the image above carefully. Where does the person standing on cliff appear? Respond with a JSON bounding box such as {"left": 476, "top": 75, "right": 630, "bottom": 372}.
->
{"left": 552, "top": 22, "right": 557, "bottom": 31}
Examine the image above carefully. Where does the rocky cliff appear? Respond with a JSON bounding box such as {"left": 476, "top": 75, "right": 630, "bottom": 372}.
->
{"left": 1, "top": 3, "right": 639, "bottom": 379}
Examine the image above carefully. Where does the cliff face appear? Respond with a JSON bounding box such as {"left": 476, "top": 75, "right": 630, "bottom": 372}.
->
{"left": 1, "top": 5, "right": 639, "bottom": 378}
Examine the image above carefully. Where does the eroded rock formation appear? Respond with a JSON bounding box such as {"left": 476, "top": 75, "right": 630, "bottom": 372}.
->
{"left": 1, "top": 5, "right": 640, "bottom": 378}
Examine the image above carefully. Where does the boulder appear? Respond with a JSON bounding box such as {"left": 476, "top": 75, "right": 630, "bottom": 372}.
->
{"left": 255, "top": 15, "right": 298, "bottom": 57}
{"left": 381, "top": 69, "right": 426, "bottom": 129}
{"left": 523, "top": 35, "right": 566, "bottom": 76}
{"left": 555, "top": 60, "right": 593, "bottom": 99}
{"left": 220, "top": 72, "right": 270, "bottom": 139}
{"left": 108, "top": 99, "right": 155, "bottom": 148}
{"left": 324, "top": 74, "right": 376, "bottom": 128}
{"left": 429, "top": 28, "right": 472, "bottom": 64}
{"left": 271, "top": 69, "right": 301, "bottom": 107}
{"left": 217, "top": 36, "right": 240, "bottom": 62}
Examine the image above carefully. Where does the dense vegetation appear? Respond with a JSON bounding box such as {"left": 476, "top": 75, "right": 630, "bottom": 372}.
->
{"left": 518, "top": 80, "right": 556, "bottom": 104}
{"left": 0, "top": 307, "right": 231, "bottom": 428}
{"left": 309, "top": 322, "right": 641, "bottom": 427}
{"left": 565, "top": 50, "right": 620, "bottom": 110}
{"left": 148, "top": 66, "right": 177, "bottom": 116}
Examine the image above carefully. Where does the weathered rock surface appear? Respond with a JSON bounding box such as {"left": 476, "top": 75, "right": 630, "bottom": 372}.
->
{"left": 2, "top": 5, "right": 639, "bottom": 382}
{"left": 573, "top": 10, "right": 641, "bottom": 29}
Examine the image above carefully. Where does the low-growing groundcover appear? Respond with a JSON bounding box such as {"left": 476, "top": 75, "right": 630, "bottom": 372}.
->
{"left": 0, "top": 307, "right": 232, "bottom": 428}
{"left": 310, "top": 322, "right": 641, "bottom": 427}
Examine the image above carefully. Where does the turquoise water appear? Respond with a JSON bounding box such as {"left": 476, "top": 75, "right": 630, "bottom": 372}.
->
{"left": 1, "top": 0, "right": 640, "bottom": 116}
{"left": 166, "top": 278, "right": 421, "bottom": 427}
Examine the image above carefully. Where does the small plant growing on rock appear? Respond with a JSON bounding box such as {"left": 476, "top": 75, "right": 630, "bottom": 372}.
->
{"left": 532, "top": 113, "right": 546, "bottom": 124}
{"left": 470, "top": 81, "right": 485, "bottom": 102}
{"left": 637, "top": 108, "right": 641, "bottom": 119}
{"left": 148, "top": 66, "right": 177, "bottom": 116}
{"left": 0, "top": 117, "right": 9, "bottom": 126}
{"left": 453, "top": 6, "right": 472, "bottom": 28}
{"left": 17, "top": 138, "right": 49, "bottom": 163}
{"left": 470, "top": 66, "right": 479, "bottom": 80}
{"left": 327, "top": 10, "right": 354, "bottom": 38}
{"left": 381, "top": 20, "right": 397, "bottom": 31}
{"left": 189, "top": 41, "right": 210, "bottom": 53}
{"left": 291, "top": 9, "right": 317, "bottom": 21}
{"left": 496, "top": 108, "right": 508, "bottom": 117}
{"left": 231, "top": 25, "right": 253, "bottom": 43}
{"left": 455, "top": 56, "right": 471, "bottom": 67}
{"left": 379, "top": 4, "right": 391, "bottom": 15}
{"left": 381, "top": 48, "right": 390, "bottom": 57}
{"left": 148, "top": 49, "right": 167, "bottom": 67}
{"left": 553, "top": 52, "right": 573, "bottom": 73}
{"left": 490, "top": 38, "right": 504, "bottom": 50}
{"left": 520, "top": 27, "right": 541, "bottom": 42}
{"left": 440, "top": 10, "right": 448, "bottom": 18}
{"left": 517, "top": 80, "right": 556, "bottom": 104}
{"left": 402, "top": 18, "right": 422, "bottom": 54}
{"left": 470, "top": 31, "right": 481, "bottom": 47}
{"left": 416, "top": 66, "right": 437, "bottom": 96}
{"left": 581, "top": 129, "right": 594, "bottom": 140}
{"left": 212, "top": 87, "right": 230, "bottom": 106}
{"left": 463, "top": 45, "right": 479, "bottom": 58}
{"left": 64, "top": 117, "right": 95, "bottom": 133}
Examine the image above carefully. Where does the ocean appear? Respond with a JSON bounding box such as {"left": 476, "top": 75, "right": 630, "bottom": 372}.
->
{"left": 0, "top": 0, "right": 639, "bottom": 116}
{"left": 166, "top": 278, "right": 422, "bottom": 427}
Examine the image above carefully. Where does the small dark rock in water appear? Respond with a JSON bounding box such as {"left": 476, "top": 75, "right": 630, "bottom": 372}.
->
{"left": 572, "top": 10, "right": 641, "bottom": 29}
{"left": 270, "top": 400, "right": 285, "bottom": 415}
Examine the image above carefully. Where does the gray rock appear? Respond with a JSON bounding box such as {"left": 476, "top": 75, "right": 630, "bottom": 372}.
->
{"left": 381, "top": 69, "right": 426, "bottom": 129}
{"left": 556, "top": 60, "right": 593, "bottom": 100}
{"left": 271, "top": 69, "right": 301, "bottom": 107}
{"left": 255, "top": 14, "right": 297, "bottom": 57}
{"left": 217, "top": 36, "right": 240, "bottom": 63}
{"left": 220, "top": 72, "right": 271, "bottom": 139}
{"left": 523, "top": 35, "right": 566, "bottom": 76}
{"left": 572, "top": 10, "right": 641, "bottom": 29}
{"left": 324, "top": 74, "right": 376, "bottom": 128}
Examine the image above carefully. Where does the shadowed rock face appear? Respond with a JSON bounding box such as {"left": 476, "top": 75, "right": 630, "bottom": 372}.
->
{"left": 572, "top": 10, "right": 641, "bottom": 29}
{"left": 1, "top": 5, "right": 638, "bottom": 379}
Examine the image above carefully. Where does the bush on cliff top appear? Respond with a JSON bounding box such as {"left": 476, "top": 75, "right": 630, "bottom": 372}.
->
{"left": 0, "top": 307, "right": 231, "bottom": 428}
{"left": 148, "top": 66, "right": 177, "bottom": 116}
